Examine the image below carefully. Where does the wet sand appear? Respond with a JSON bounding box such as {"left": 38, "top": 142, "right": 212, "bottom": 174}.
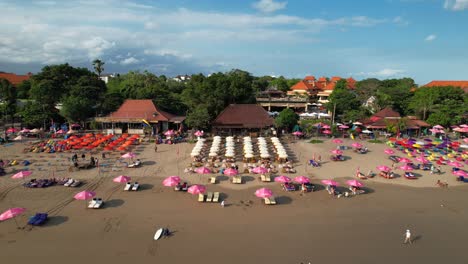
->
{"left": 1, "top": 138, "right": 467, "bottom": 263}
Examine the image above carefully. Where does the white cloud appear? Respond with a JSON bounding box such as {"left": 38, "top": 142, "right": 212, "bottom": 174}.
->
{"left": 120, "top": 57, "right": 139, "bottom": 65}
{"left": 252, "top": 0, "right": 287, "bottom": 13}
{"left": 81, "top": 37, "right": 115, "bottom": 59}
{"left": 144, "top": 21, "right": 158, "bottom": 30}
{"left": 444, "top": 0, "right": 468, "bottom": 10}
{"left": 425, "top": 34, "right": 436, "bottom": 41}
{"left": 144, "top": 49, "right": 192, "bottom": 59}
{"left": 393, "top": 16, "right": 409, "bottom": 26}
{"left": 355, "top": 68, "right": 406, "bottom": 77}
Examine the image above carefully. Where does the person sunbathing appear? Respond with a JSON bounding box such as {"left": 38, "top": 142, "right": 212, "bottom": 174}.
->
{"left": 436, "top": 180, "right": 448, "bottom": 187}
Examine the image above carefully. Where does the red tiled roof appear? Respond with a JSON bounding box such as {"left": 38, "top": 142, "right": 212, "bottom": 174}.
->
{"left": 0, "top": 72, "right": 32, "bottom": 85}
{"left": 318, "top": 77, "right": 327, "bottom": 82}
{"left": 422, "top": 81, "right": 468, "bottom": 93}
{"left": 330, "top": 76, "right": 341, "bottom": 82}
{"left": 107, "top": 99, "right": 183, "bottom": 122}
{"left": 304, "top": 75, "right": 316, "bottom": 81}
{"left": 291, "top": 80, "right": 313, "bottom": 91}
{"left": 324, "top": 82, "right": 336, "bottom": 90}
{"left": 213, "top": 104, "right": 274, "bottom": 128}
{"left": 373, "top": 107, "right": 401, "bottom": 119}
{"left": 347, "top": 77, "right": 356, "bottom": 89}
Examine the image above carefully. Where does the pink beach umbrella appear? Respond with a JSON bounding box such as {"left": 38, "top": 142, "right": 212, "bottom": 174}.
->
{"left": 452, "top": 170, "right": 468, "bottom": 177}
{"left": 339, "top": 125, "right": 349, "bottom": 129}
{"left": 322, "top": 125, "right": 331, "bottom": 129}
{"left": 351, "top": 142, "right": 363, "bottom": 148}
{"left": 398, "top": 157, "right": 412, "bottom": 163}
{"left": 292, "top": 131, "right": 303, "bottom": 136}
{"left": 331, "top": 149, "right": 343, "bottom": 155}
{"left": 433, "top": 125, "right": 444, "bottom": 129}
{"left": 384, "top": 149, "right": 395, "bottom": 155}
{"left": 223, "top": 168, "right": 238, "bottom": 176}
{"left": 164, "top": 130, "right": 175, "bottom": 136}
{"left": 294, "top": 176, "right": 310, "bottom": 184}
{"left": 74, "top": 191, "right": 96, "bottom": 200}
{"left": 399, "top": 164, "right": 414, "bottom": 171}
{"left": 415, "top": 156, "right": 429, "bottom": 164}
{"left": 332, "top": 139, "right": 343, "bottom": 144}
{"left": 464, "top": 138, "right": 468, "bottom": 143}
{"left": 346, "top": 180, "right": 364, "bottom": 187}
{"left": 321, "top": 179, "right": 339, "bottom": 186}
{"left": 20, "top": 128, "right": 31, "bottom": 133}
{"left": 6, "top": 127, "right": 19, "bottom": 133}
{"left": 11, "top": 170, "right": 32, "bottom": 179}
{"left": 252, "top": 167, "right": 269, "bottom": 174}
{"left": 322, "top": 130, "right": 332, "bottom": 135}
{"left": 196, "top": 167, "right": 211, "bottom": 174}
{"left": 121, "top": 152, "right": 137, "bottom": 159}
{"left": 274, "top": 175, "right": 292, "bottom": 183}
{"left": 194, "top": 130, "right": 204, "bottom": 137}
{"left": 255, "top": 188, "right": 273, "bottom": 198}
{"left": 448, "top": 161, "right": 464, "bottom": 168}
{"left": 377, "top": 165, "right": 391, "bottom": 172}
{"left": 187, "top": 185, "right": 206, "bottom": 195}
{"left": 163, "top": 176, "right": 181, "bottom": 187}
{"left": 0, "top": 207, "right": 26, "bottom": 222}
{"left": 113, "top": 175, "right": 131, "bottom": 183}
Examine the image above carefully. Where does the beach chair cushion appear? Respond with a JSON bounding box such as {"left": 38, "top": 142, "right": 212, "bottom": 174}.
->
{"left": 132, "top": 182, "right": 140, "bottom": 191}
{"left": 124, "top": 182, "right": 132, "bottom": 191}
{"left": 206, "top": 192, "right": 213, "bottom": 202}
{"left": 198, "top": 194, "right": 205, "bottom": 202}
{"left": 269, "top": 196, "right": 277, "bottom": 205}
{"left": 93, "top": 198, "right": 103, "bottom": 208}
{"left": 213, "top": 192, "right": 220, "bottom": 203}
{"left": 209, "top": 177, "right": 216, "bottom": 184}
{"left": 88, "top": 198, "right": 97, "bottom": 208}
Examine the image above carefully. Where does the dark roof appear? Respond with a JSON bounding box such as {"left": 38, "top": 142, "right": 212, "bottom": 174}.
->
{"left": 213, "top": 104, "right": 274, "bottom": 128}
{"left": 99, "top": 99, "right": 184, "bottom": 123}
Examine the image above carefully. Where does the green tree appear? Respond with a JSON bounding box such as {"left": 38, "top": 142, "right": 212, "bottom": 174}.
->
{"left": 185, "top": 106, "right": 211, "bottom": 130}
{"left": 16, "top": 80, "right": 31, "bottom": 99}
{"left": 19, "top": 101, "right": 49, "bottom": 128}
{"left": 327, "top": 80, "right": 360, "bottom": 119}
{"left": 275, "top": 108, "right": 299, "bottom": 130}
{"left": 0, "top": 78, "right": 17, "bottom": 124}
{"left": 92, "top": 59, "right": 105, "bottom": 77}
{"left": 270, "top": 76, "right": 290, "bottom": 93}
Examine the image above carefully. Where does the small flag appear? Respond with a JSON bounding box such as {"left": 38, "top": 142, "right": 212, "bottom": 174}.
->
{"left": 350, "top": 134, "right": 355, "bottom": 140}
{"left": 142, "top": 119, "right": 150, "bottom": 126}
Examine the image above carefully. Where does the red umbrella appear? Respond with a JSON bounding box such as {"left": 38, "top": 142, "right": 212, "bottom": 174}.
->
{"left": 187, "top": 185, "right": 206, "bottom": 194}
{"left": 274, "top": 175, "right": 292, "bottom": 183}
{"left": 255, "top": 188, "right": 273, "bottom": 198}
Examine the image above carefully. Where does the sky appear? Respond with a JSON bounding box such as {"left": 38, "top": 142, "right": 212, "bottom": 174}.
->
{"left": 1, "top": 0, "right": 468, "bottom": 85}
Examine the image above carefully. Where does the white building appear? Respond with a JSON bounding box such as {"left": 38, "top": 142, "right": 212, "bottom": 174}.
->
{"left": 99, "top": 74, "right": 115, "bottom": 84}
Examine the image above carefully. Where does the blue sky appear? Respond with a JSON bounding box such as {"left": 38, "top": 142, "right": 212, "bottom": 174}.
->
{"left": 0, "top": 0, "right": 467, "bottom": 85}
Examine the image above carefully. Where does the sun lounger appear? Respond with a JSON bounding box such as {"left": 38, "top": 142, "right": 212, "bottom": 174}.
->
{"left": 264, "top": 196, "right": 277, "bottom": 205}
{"left": 212, "top": 192, "right": 220, "bottom": 203}
{"left": 232, "top": 176, "right": 242, "bottom": 184}
{"left": 264, "top": 174, "right": 272, "bottom": 182}
{"left": 259, "top": 175, "right": 266, "bottom": 182}
{"left": 206, "top": 192, "right": 213, "bottom": 202}
{"left": 209, "top": 177, "right": 217, "bottom": 184}
{"left": 198, "top": 193, "right": 205, "bottom": 202}
{"left": 93, "top": 198, "right": 103, "bottom": 209}
{"left": 28, "top": 213, "right": 48, "bottom": 226}
{"left": 64, "top": 178, "right": 74, "bottom": 187}
{"left": 124, "top": 182, "right": 132, "bottom": 191}
{"left": 88, "top": 198, "right": 97, "bottom": 208}
{"left": 70, "top": 180, "right": 81, "bottom": 187}
{"left": 404, "top": 172, "right": 417, "bottom": 180}
{"left": 131, "top": 182, "right": 140, "bottom": 191}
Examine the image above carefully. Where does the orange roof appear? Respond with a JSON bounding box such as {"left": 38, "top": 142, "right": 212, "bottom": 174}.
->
{"left": 347, "top": 77, "right": 356, "bottom": 89}
{"left": 291, "top": 80, "right": 313, "bottom": 91}
{"left": 318, "top": 77, "right": 327, "bottom": 82}
{"left": 324, "top": 82, "right": 336, "bottom": 90}
{"left": 304, "top": 75, "right": 316, "bottom": 81}
{"left": 423, "top": 81, "right": 468, "bottom": 88}
{"left": 330, "top": 76, "right": 341, "bottom": 82}
{"left": 0, "top": 72, "right": 32, "bottom": 85}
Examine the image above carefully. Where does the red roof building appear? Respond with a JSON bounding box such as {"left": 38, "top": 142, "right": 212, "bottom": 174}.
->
{"left": 0, "top": 72, "right": 32, "bottom": 85}
{"left": 288, "top": 75, "right": 356, "bottom": 98}
{"left": 213, "top": 104, "right": 274, "bottom": 130}
{"left": 422, "top": 81, "right": 468, "bottom": 93}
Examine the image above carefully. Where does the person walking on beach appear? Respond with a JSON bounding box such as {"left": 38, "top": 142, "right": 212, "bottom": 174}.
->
{"left": 404, "top": 229, "right": 412, "bottom": 244}
{"left": 221, "top": 200, "right": 225, "bottom": 208}
{"left": 154, "top": 143, "right": 158, "bottom": 152}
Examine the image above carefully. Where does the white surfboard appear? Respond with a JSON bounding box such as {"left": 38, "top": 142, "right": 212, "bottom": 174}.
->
{"left": 154, "top": 228, "right": 164, "bottom": 240}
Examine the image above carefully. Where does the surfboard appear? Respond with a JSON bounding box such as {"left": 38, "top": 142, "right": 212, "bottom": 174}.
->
{"left": 154, "top": 228, "right": 164, "bottom": 240}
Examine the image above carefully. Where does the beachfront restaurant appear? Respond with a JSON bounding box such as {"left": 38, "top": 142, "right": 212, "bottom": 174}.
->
{"left": 212, "top": 104, "right": 274, "bottom": 136}
{"left": 95, "top": 99, "right": 185, "bottom": 135}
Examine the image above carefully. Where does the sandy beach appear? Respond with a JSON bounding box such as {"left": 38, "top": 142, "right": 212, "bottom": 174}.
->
{"left": 1, "top": 137, "right": 467, "bottom": 264}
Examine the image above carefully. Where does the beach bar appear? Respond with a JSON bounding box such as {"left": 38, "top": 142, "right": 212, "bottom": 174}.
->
{"left": 212, "top": 104, "right": 274, "bottom": 136}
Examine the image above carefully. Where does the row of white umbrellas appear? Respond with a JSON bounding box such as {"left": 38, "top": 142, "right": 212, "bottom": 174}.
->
{"left": 225, "top": 136, "right": 235, "bottom": 157}
{"left": 243, "top": 137, "right": 271, "bottom": 159}
{"left": 208, "top": 136, "right": 222, "bottom": 157}
{"left": 271, "top": 137, "right": 288, "bottom": 159}
{"left": 190, "top": 138, "right": 206, "bottom": 157}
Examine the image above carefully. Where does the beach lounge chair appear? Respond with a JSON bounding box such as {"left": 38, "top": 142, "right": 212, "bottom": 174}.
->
{"left": 212, "top": 192, "right": 220, "bottom": 203}
{"left": 124, "top": 182, "right": 132, "bottom": 191}
{"left": 404, "top": 172, "right": 417, "bottom": 180}
{"left": 131, "top": 182, "right": 140, "bottom": 191}
{"left": 64, "top": 178, "right": 74, "bottom": 187}
{"left": 209, "top": 177, "right": 217, "bottom": 184}
{"left": 88, "top": 198, "right": 97, "bottom": 208}
{"left": 70, "top": 180, "right": 81, "bottom": 187}
{"left": 206, "top": 192, "right": 213, "bottom": 202}
{"left": 198, "top": 193, "right": 205, "bottom": 202}
{"left": 264, "top": 196, "right": 277, "bottom": 205}
{"left": 93, "top": 198, "right": 104, "bottom": 209}
{"left": 264, "top": 174, "right": 272, "bottom": 182}
{"left": 259, "top": 174, "right": 266, "bottom": 182}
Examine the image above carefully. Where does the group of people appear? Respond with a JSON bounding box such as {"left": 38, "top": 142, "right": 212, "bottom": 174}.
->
{"left": 71, "top": 152, "right": 98, "bottom": 169}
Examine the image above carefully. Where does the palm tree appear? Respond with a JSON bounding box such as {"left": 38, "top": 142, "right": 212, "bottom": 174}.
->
{"left": 92, "top": 59, "right": 105, "bottom": 78}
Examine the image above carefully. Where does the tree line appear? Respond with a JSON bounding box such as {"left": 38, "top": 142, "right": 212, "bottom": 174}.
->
{"left": 1, "top": 62, "right": 467, "bottom": 131}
